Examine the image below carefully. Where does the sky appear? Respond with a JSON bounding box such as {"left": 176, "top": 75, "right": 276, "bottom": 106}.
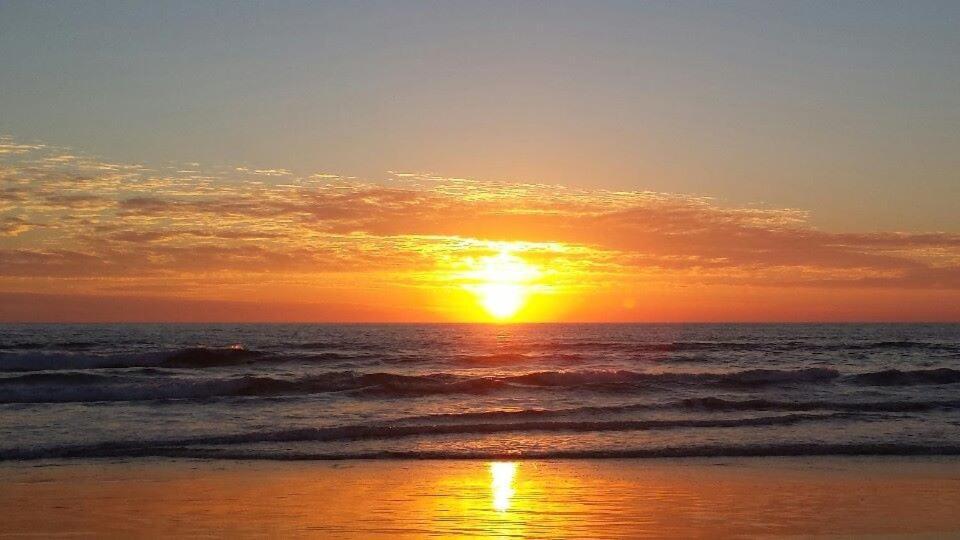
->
{"left": 0, "top": 1, "right": 958, "bottom": 322}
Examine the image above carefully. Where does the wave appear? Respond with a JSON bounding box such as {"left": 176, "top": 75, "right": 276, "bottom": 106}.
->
{"left": 4, "top": 366, "right": 960, "bottom": 404}
{"left": 160, "top": 346, "right": 266, "bottom": 368}
{"left": 847, "top": 340, "right": 956, "bottom": 351}
{"left": 5, "top": 441, "right": 960, "bottom": 462}
{"left": 0, "top": 371, "right": 507, "bottom": 403}
{"left": 0, "top": 346, "right": 386, "bottom": 373}
{"left": 453, "top": 352, "right": 585, "bottom": 365}
{"left": 206, "top": 444, "right": 960, "bottom": 460}
{"left": 0, "top": 371, "right": 114, "bottom": 385}
{"left": 506, "top": 367, "right": 840, "bottom": 388}
{"left": 3, "top": 338, "right": 956, "bottom": 373}
{"left": 847, "top": 368, "right": 960, "bottom": 386}
{"left": 0, "top": 368, "right": 842, "bottom": 403}
{"left": 0, "top": 347, "right": 248, "bottom": 372}
{"left": 505, "top": 340, "right": 959, "bottom": 354}
{"left": 677, "top": 396, "right": 960, "bottom": 412}
{"left": 0, "top": 340, "right": 105, "bottom": 351}
{"left": 0, "top": 412, "right": 852, "bottom": 460}
{"left": 412, "top": 397, "right": 960, "bottom": 424}
{"left": 292, "top": 341, "right": 385, "bottom": 351}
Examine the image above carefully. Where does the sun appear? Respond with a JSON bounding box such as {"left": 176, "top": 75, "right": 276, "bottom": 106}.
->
{"left": 476, "top": 283, "right": 525, "bottom": 319}
{"left": 463, "top": 250, "right": 539, "bottom": 320}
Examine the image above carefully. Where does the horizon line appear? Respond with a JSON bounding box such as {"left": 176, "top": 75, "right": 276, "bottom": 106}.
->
{"left": 1, "top": 320, "right": 958, "bottom": 325}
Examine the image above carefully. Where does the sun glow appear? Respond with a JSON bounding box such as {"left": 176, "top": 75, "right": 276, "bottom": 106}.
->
{"left": 463, "top": 251, "right": 540, "bottom": 320}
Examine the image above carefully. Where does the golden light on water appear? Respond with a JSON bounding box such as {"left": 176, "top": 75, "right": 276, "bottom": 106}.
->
{"left": 463, "top": 251, "right": 540, "bottom": 320}
{"left": 489, "top": 462, "right": 517, "bottom": 512}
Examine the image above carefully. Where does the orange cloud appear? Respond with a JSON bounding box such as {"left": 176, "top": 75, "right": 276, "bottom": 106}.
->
{"left": 0, "top": 138, "right": 958, "bottom": 321}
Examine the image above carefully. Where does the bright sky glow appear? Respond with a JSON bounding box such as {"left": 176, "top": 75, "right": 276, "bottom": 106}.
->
{"left": 462, "top": 251, "right": 541, "bottom": 320}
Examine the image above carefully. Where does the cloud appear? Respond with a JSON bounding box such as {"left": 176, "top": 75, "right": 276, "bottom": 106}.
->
{"left": 0, "top": 216, "right": 34, "bottom": 237}
{"left": 0, "top": 137, "right": 958, "bottom": 320}
{"left": 0, "top": 138, "right": 44, "bottom": 155}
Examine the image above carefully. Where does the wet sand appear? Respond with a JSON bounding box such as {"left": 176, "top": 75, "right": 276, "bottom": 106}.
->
{"left": 2, "top": 457, "right": 960, "bottom": 538}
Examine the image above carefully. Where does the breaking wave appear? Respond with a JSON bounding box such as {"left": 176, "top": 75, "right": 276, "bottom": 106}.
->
{"left": 0, "top": 346, "right": 373, "bottom": 372}
{"left": 0, "top": 412, "right": 858, "bottom": 460}
{"left": 5, "top": 367, "right": 960, "bottom": 404}
{"left": 5, "top": 441, "right": 960, "bottom": 462}
{"left": 0, "top": 368, "right": 845, "bottom": 403}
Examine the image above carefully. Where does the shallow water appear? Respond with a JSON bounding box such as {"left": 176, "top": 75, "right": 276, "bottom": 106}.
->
{"left": 1, "top": 323, "right": 959, "bottom": 460}
{"left": 3, "top": 458, "right": 960, "bottom": 538}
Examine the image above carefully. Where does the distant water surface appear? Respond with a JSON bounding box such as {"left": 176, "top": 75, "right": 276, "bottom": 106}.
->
{"left": 1, "top": 323, "right": 959, "bottom": 460}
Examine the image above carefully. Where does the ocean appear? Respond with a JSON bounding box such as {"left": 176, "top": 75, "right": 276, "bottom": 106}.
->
{"left": 2, "top": 323, "right": 959, "bottom": 461}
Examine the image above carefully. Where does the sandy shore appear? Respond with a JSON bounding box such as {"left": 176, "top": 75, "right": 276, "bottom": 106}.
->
{"left": 2, "top": 457, "right": 960, "bottom": 538}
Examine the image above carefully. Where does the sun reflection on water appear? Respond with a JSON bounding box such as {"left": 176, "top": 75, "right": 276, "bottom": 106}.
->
{"left": 490, "top": 462, "right": 517, "bottom": 512}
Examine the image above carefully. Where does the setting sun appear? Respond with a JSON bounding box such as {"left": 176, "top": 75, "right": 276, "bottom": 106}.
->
{"left": 462, "top": 251, "right": 540, "bottom": 320}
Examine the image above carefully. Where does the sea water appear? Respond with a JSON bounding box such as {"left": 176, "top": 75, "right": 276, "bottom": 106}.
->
{"left": 2, "top": 323, "right": 959, "bottom": 460}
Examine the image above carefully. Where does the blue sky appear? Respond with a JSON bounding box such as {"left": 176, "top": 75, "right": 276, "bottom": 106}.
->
{"left": 1, "top": 0, "right": 958, "bottom": 231}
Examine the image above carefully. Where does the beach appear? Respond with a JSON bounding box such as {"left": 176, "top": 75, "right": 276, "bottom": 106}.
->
{"left": 3, "top": 457, "right": 960, "bottom": 538}
{"left": 3, "top": 324, "right": 960, "bottom": 537}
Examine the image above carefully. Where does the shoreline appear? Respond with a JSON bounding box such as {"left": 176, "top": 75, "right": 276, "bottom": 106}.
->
{"left": 6, "top": 443, "right": 960, "bottom": 462}
{"left": 3, "top": 456, "right": 960, "bottom": 537}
